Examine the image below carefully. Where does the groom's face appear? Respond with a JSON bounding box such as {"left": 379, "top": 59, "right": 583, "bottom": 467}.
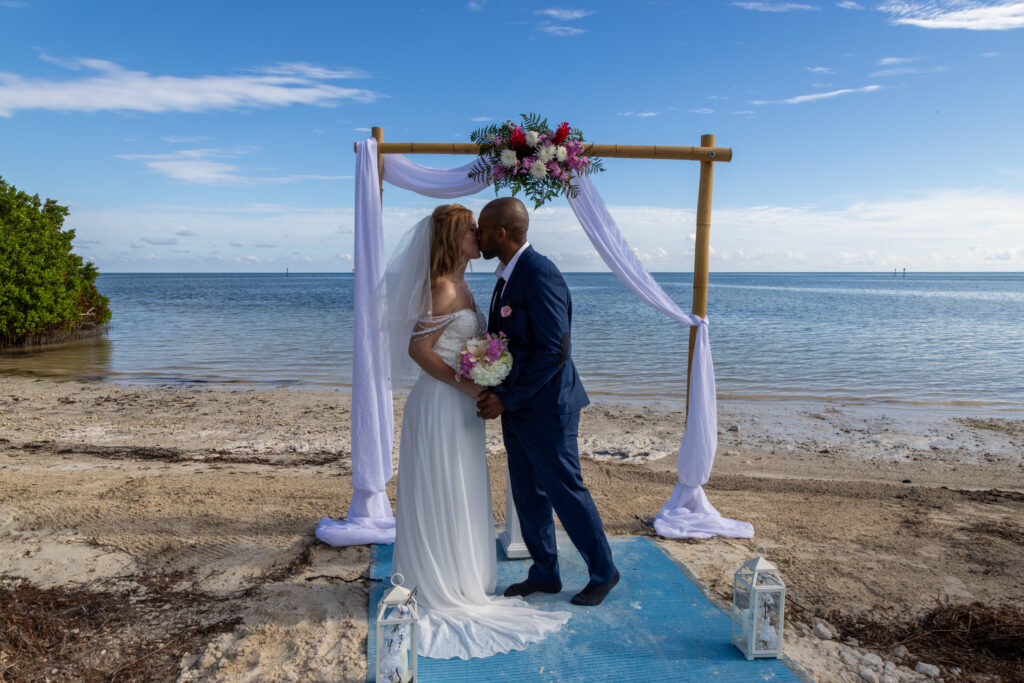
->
{"left": 476, "top": 215, "right": 503, "bottom": 260}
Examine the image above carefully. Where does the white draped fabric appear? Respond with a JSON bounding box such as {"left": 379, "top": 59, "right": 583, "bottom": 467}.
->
{"left": 566, "top": 174, "right": 752, "bottom": 539}
{"left": 382, "top": 154, "right": 487, "bottom": 199}
{"left": 317, "top": 140, "right": 752, "bottom": 545}
{"left": 316, "top": 139, "right": 396, "bottom": 546}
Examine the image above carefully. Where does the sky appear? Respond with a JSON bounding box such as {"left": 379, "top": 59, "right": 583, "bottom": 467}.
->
{"left": 1, "top": 0, "right": 1022, "bottom": 272}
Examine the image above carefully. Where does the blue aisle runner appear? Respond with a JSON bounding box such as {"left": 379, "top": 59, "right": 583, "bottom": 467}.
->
{"left": 367, "top": 534, "right": 805, "bottom": 682}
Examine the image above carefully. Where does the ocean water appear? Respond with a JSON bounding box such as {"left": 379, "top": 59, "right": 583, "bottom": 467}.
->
{"left": 2, "top": 272, "right": 1022, "bottom": 412}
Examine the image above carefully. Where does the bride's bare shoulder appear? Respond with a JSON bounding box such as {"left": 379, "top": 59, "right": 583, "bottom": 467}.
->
{"left": 429, "top": 278, "right": 459, "bottom": 315}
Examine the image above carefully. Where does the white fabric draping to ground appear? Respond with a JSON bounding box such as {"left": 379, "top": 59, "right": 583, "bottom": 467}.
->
{"left": 317, "top": 143, "right": 752, "bottom": 545}
{"left": 316, "top": 139, "right": 396, "bottom": 546}
{"left": 567, "top": 174, "right": 752, "bottom": 539}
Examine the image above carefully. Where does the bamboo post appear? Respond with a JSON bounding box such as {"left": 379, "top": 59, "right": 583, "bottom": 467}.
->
{"left": 687, "top": 134, "right": 715, "bottom": 418}
{"left": 372, "top": 127, "right": 384, "bottom": 198}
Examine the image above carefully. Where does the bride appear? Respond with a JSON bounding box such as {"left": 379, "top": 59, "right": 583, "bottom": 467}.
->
{"left": 382, "top": 203, "right": 570, "bottom": 660}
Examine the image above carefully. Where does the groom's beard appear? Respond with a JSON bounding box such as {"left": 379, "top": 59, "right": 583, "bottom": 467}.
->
{"left": 478, "top": 241, "right": 496, "bottom": 260}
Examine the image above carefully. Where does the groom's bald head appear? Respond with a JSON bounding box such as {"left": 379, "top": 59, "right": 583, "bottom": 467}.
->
{"left": 480, "top": 197, "right": 529, "bottom": 243}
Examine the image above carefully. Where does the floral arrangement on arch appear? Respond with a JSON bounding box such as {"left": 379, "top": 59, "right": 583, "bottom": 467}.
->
{"left": 469, "top": 113, "right": 604, "bottom": 209}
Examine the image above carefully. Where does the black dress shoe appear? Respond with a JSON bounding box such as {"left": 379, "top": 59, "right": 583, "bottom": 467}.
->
{"left": 570, "top": 570, "right": 620, "bottom": 606}
{"left": 503, "top": 579, "right": 562, "bottom": 597}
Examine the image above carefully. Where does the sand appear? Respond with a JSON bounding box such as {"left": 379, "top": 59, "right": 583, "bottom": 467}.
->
{"left": 1, "top": 377, "right": 1022, "bottom": 681}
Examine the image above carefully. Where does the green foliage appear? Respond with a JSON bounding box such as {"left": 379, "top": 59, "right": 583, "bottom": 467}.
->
{"left": 0, "top": 176, "right": 111, "bottom": 347}
{"left": 469, "top": 113, "right": 605, "bottom": 210}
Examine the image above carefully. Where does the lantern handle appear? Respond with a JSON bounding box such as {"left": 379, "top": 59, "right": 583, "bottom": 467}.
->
{"left": 755, "top": 544, "right": 767, "bottom": 558}
{"left": 391, "top": 573, "right": 405, "bottom": 587}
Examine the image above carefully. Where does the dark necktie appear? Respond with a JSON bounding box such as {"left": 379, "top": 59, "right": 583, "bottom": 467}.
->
{"left": 488, "top": 276, "right": 505, "bottom": 332}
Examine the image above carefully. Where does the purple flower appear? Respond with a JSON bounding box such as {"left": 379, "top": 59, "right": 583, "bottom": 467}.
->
{"left": 458, "top": 352, "right": 477, "bottom": 380}
{"left": 485, "top": 339, "right": 504, "bottom": 362}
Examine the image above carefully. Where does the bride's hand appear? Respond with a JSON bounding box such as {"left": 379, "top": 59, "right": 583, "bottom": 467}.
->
{"left": 459, "top": 382, "right": 486, "bottom": 400}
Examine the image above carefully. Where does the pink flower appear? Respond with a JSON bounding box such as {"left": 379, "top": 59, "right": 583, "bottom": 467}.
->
{"left": 500, "top": 305, "right": 512, "bottom": 318}
{"left": 485, "top": 337, "right": 504, "bottom": 362}
{"left": 457, "top": 351, "right": 477, "bottom": 380}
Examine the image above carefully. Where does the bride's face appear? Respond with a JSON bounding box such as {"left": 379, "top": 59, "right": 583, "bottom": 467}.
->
{"left": 461, "top": 221, "right": 481, "bottom": 261}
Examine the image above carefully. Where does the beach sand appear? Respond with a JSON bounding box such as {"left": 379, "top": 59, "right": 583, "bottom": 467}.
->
{"left": 1, "top": 377, "right": 1022, "bottom": 681}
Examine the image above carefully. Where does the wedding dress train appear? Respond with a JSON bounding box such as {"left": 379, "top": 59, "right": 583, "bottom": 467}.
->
{"left": 391, "top": 308, "right": 570, "bottom": 660}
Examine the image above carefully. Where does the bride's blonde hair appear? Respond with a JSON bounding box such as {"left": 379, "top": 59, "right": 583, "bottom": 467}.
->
{"left": 430, "top": 204, "right": 473, "bottom": 282}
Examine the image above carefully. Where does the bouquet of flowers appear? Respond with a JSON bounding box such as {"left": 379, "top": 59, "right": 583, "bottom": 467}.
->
{"left": 469, "top": 113, "right": 604, "bottom": 209}
{"left": 456, "top": 332, "right": 513, "bottom": 387}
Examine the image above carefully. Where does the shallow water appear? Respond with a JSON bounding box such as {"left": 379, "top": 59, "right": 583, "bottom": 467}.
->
{"left": 2, "top": 272, "right": 1022, "bottom": 412}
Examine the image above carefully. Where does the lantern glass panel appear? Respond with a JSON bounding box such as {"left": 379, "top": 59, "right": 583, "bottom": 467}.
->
{"left": 375, "top": 579, "right": 417, "bottom": 683}
{"left": 751, "top": 587, "right": 784, "bottom": 655}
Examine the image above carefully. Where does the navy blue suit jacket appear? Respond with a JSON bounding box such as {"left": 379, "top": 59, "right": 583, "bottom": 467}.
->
{"left": 488, "top": 246, "right": 589, "bottom": 415}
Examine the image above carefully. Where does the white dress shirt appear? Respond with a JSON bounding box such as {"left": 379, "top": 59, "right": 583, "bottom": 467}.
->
{"left": 495, "top": 241, "right": 530, "bottom": 300}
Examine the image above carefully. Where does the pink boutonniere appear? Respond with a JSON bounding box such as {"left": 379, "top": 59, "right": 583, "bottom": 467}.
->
{"left": 500, "top": 305, "right": 512, "bottom": 318}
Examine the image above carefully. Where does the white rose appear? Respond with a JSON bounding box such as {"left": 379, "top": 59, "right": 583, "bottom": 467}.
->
{"left": 555, "top": 145, "right": 568, "bottom": 162}
{"left": 525, "top": 130, "right": 540, "bottom": 147}
{"left": 537, "top": 145, "right": 555, "bottom": 163}
{"left": 529, "top": 160, "right": 548, "bottom": 179}
{"left": 499, "top": 149, "right": 518, "bottom": 168}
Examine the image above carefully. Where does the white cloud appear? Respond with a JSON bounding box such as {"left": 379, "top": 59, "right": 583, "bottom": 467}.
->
{"left": 69, "top": 189, "right": 1024, "bottom": 273}
{"left": 879, "top": 1, "right": 1024, "bottom": 30}
{"left": 0, "top": 57, "right": 382, "bottom": 117}
{"left": 871, "top": 67, "right": 923, "bottom": 76}
{"left": 162, "top": 135, "right": 209, "bottom": 143}
{"left": 981, "top": 50, "right": 999, "bottom": 56}
{"left": 806, "top": 66, "right": 834, "bottom": 73}
{"left": 836, "top": 1, "right": 863, "bottom": 8}
{"left": 139, "top": 236, "right": 176, "bottom": 245}
{"left": 175, "top": 229, "right": 198, "bottom": 236}
{"left": 116, "top": 147, "right": 351, "bottom": 185}
{"left": 877, "top": 56, "right": 918, "bottom": 65}
{"left": 690, "top": 108, "right": 715, "bottom": 114}
{"left": 733, "top": 1, "right": 819, "bottom": 11}
{"left": 254, "top": 242, "right": 275, "bottom": 248}
{"left": 753, "top": 84, "right": 882, "bottom": 104}
{"left": 1, "top": 1, "right": 28, "bottom": 7}
{"left": 535, "top": 8, "right": 595, "bottom": 20}
{"left": 466, "top": 0, "right": 486, "bottom": 11}
{"left": 470, "top": 116, "right": 492, "bottom": 121}
{"left": 253, "top": 62, "right": 369, "bottom": 80}
{"left": 636, "top": 111, "right": 661, "bottom": 117}
{"left": 539, "top": 24, "right": 586, "bottom": 35}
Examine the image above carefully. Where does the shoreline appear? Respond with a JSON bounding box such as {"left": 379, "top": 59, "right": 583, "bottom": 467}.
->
{"left": 3, "top": 366, "right": 1023, "bottom": 417}
{"left": 1, "top": 376, "right": 1022, "bottom": 681}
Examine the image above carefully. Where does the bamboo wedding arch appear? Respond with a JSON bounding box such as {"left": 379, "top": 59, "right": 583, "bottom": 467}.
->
{"left": 352, "top": 127, "right": 733, "bottom": 410}
{"left": 318, "top": 126, "right": 745, "bottom": 550}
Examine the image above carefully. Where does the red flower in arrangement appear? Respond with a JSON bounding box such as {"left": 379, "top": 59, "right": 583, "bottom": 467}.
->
{"left": 552, "top": 121, "right": 571, "bottom": 145}
{"left": 509, "top": 125, "right": 528, "bottom": 152}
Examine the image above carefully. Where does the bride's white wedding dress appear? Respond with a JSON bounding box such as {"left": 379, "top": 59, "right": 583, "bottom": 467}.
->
{"left": 392, "top": 307, "right": 570, "bottom": 660}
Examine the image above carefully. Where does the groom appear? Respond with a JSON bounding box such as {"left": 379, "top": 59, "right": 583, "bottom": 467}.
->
{"left": 475, "top": 197, "right": 619, "bottom": 607}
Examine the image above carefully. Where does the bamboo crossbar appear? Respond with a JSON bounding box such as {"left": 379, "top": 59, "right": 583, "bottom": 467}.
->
{"left": 352, "top": 141, "right": 731, "bottom": 163}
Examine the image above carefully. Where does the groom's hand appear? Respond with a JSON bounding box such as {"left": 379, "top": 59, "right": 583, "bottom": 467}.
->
{"left": 476, "top": 392, "right": 505, "bottom": 419}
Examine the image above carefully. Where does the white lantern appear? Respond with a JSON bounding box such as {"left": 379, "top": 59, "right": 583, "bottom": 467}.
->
{"left": 375, "top": 574, "right": 418, "bottom": 683}
{"left": 731, "top": 549, "right": 786, "bottom": 660}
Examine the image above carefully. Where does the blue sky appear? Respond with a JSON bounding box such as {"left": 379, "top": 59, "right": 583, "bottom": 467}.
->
{"left": 1, "top": 0, "right": 1022, "bottom": 272}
